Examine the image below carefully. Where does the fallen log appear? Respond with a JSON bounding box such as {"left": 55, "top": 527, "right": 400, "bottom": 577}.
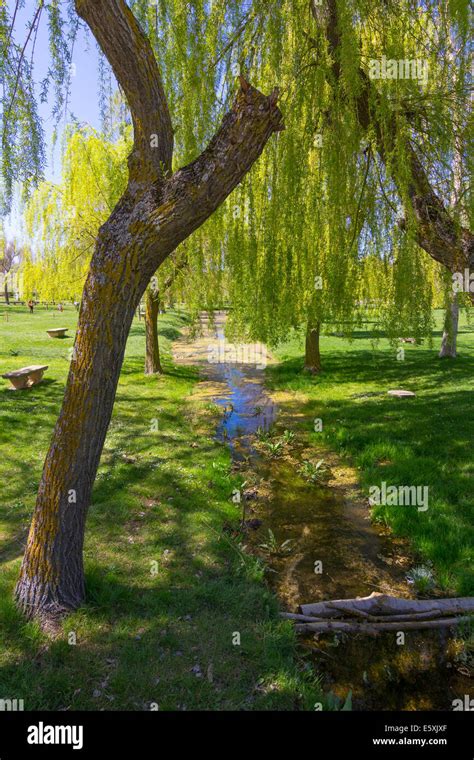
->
{"left": 299, "top": 592, "right": 474, "bottom": 619}
{"left": 281, "top": 609, "right": 449, "bottom": 624}
{"left": 364, "top": 610, "right": 446, "bottom": 622}
{"left": 280, "top": 612, "right": 327, "bottom": 623}
{"left": 294, "top": 616, "right": 473, "bottom": 635}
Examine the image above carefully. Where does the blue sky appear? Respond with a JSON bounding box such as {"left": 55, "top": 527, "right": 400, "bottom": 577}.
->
{"left": 6, "top": 1, "right": 114, "bottom": 237}
{"left": 14, "top": 1, "right": 104, "bottom": 180}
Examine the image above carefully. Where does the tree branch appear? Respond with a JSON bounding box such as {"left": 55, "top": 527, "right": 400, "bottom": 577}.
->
{"left": 75, "top": 0, "right": 173, "bottom": 185}
{"left": 311, "top": 0, "right": 473, "bottom": 278}
{"left": 74, "top": 4, "right": 283, "bottom": 288}
{"left": 143, "top": 79, "right": 283, "bottom": 271}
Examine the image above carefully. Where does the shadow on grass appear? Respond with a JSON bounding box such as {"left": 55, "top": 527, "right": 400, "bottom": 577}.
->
{"left": 330, "top": 324, "right": 473, "bottom": 341}
{"left": 0, "top": 443, "right": 319, "bottom": 710}
{"left": 267, "top": 350, "right": 474, "bottom": 594}
{"left": 0, "top": 568, "right": 315, "bottom": 710}
{"left": 0, "top": 322, "right": 324, "bottom": 710}
{"left": 271, "top": 347, "right": 474, "bottom": 389}
{"left": 0, "top": 377, "right": 58, "bottom": 395}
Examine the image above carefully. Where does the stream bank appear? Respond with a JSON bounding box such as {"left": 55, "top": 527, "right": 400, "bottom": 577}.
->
{"left": 173, "top": 312, "right": 472, "bottom": 710}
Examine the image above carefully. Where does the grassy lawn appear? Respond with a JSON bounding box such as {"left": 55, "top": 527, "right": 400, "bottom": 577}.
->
{"left": 268, "top": 309, "right": 474, "bottom": 597}
{"left": 0, "top": 305, "right": 322, "bottom": 711}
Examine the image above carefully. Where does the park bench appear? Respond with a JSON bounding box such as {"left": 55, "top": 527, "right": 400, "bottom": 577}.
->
{"left": 2, "top": 365, "right": 48, "bottom": 390}
{"left": 46, "top": 327, "right": 68, "bottom": 338}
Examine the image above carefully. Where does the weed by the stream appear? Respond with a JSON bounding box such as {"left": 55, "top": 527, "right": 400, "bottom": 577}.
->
{"left": 259, "top": 529, "right": 294, "bottom": 557}
{"left": 255, "top": 428, "right": 295, "bottom": 459}
{"left": 298, "top": 459, "right": 332, "bottom": 484}
{"left": 406, "top": 563, "right": 436, "bottom": 594}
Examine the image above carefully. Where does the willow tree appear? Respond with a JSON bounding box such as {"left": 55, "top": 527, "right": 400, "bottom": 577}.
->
{"left": 199, "top": 1, "right": 445, "bottom": 369}
{"left": 22, "top": 98, "right": 183, "bottom": 374}
{"left": 189, "top": 0, "right": 471, "bottom": 367}
{"left": 308, "top": 0, "right": 473, "bottom": 310}
{"left": 3, "top": 0, "right": 282, "bottom": 619}
{"left": 438, "top": 36, "right": 470, "bottom": 360}
{"left": 200, "top": 2, "right": 371, "bottom": 369}
{"left": 22, "top": 125, "right": 131, "bottom": 302}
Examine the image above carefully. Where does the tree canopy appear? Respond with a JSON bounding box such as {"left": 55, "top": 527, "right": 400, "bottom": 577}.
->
{"left": 4, "top": 1, "right": 471, "bottom": 346}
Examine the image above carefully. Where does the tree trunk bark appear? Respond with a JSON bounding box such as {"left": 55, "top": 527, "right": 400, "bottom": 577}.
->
{"left": 304, "top": 322, "right": 321, "bottom": 374}
{"left": 145, "top": 288, "right": 163, "bottom": 375}
{"left": 4, "top": 277, "right": 9, "bottom": 305}
{"left": 439, "top": 294, "right": 459, "bottom": 358}
{"left": 15, "top": 235, "right": 146, "bottom": 618}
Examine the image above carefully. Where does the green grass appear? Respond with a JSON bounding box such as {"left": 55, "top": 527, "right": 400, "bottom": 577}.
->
{"left": 268, "top": 309, "right": 474, "bottom": 596}
{"left": 0, "top": 305, "right": 323, "bottom": 711}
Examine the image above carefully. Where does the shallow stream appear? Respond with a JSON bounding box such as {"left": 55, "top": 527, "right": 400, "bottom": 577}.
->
{"left": 176, "top": 312, "right": 471, "bottom": 710}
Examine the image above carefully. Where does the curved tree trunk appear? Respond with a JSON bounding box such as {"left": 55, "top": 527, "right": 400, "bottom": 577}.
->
{"left": 15, "top": 0, "right": 283, "bottom": 621}
{"left": 145, "top": 288, "right": 163, "bottom": 375}
{"left": 439, "top": 294, "right": 459, "bottom": 358}
{"left": 304, "top": 322, "right": 321, "bottom": 374}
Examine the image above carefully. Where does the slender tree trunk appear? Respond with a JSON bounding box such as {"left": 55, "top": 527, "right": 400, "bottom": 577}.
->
{"left": 143, "top": 254, "right": 188, "bottom": 373}
{"left": 439, "top": 294, "right": 459, "bottom": 358}
{"left": 4, "top": 277, "right": 9, "bottom": 305}
{"left": 438, "top": 54, "right": 464, "bottom": 361}
{"left": 304, "top": 322, "right": 321, "bottom": 374}
{"left": 145, "top": 288, "right": 163, "bottom": 374}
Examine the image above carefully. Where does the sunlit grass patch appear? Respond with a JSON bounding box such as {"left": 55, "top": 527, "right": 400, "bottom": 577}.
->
{"left": 269, "top": 309, "right": 474, "bottom": 596}
{"left": 0, "top": 306, "right": 324, "bottom": 710}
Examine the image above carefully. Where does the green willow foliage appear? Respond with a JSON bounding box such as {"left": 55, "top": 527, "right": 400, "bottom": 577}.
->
{"left": 22, "top": 125, "right": 130, "bottom": 301}
{"left": 3, "top": 1, "right": 471, "bottom": 342}
{"left": 1, "top": 1, "right": 45, "bottom": 211}
{"left": 0, "top": 0, "right": 79, "bottom": 211}
{"left": 130, "top": 0, "right": 471, "bottom": 344}
{"left": 214, "top": 0, "right": 471, "bottom": 344}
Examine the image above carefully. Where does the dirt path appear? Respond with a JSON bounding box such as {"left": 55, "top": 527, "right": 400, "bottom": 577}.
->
{"left": 173, "top": 312, "right": 471, "bottom": 710}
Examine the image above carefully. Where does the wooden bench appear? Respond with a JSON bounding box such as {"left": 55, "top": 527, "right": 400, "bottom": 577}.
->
{"left": 2, "top": 365, "right": 48, "bottom": 390}
{"left": 46, "top": 327, "right": 68, "bottom": 338}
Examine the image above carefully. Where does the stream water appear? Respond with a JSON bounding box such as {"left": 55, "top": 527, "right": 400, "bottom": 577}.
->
{"left": 175, "top": 312, "right": 471, "bottom": 710}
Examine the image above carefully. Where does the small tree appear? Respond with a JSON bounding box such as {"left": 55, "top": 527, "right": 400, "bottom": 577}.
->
{"left": 0, "top": 238, "right": 22, "bottom": 304}
{"left": 144, "top": 251, "right": 188, "bottom": 375}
